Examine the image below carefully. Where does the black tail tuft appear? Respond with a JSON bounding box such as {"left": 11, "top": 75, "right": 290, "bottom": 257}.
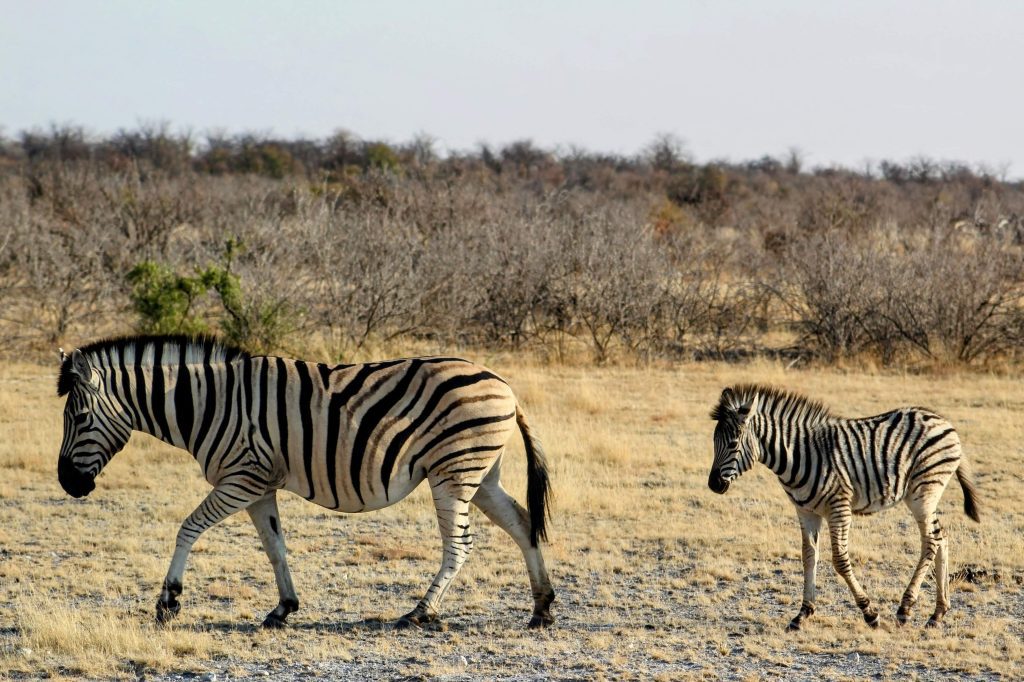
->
{"left": 957, "top": 461, "right": 981, "bottom": 523}
{"left": 517, "top": 405, "right": 551, "bottom": 546}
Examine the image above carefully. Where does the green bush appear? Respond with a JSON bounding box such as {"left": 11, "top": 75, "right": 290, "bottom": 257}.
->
{"left": 365, "top": 143, "right": 401, "bottom": 173}
{"left": 126, "top": 239, "right": 299, "bottom": 353}
{"left": 126, "top": 261, "right": 215, "bottom": 335}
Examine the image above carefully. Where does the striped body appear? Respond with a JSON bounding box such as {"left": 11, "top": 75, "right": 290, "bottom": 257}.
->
{"left": 709, "top": 384, "right": 980, "bottom": 629}
{"left": 57, "top": 335, "right": 555, "bottom": 629}
{"left": 722, "top": 403, "right": 964, "bottom": 517}
{"left": 105, "top": 351, "right": 519, "bottom": 513}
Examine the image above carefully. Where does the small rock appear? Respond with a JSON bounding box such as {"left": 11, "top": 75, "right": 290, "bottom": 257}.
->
{"left": 200, "top": 674, "right": 217, "bottom": 682}
{"left": 20, "top": 647, "right": 32, "bottom": 657}
{"left": 848, "top": 652, "right": 860, "bottom": 663}
{"left": 458, "top": 655, "right": 468, "bottom": 667}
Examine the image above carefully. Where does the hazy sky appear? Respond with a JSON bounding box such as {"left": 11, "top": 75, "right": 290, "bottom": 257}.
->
{"left": 2, "top": 1, "right": 1022, "bottom": 175}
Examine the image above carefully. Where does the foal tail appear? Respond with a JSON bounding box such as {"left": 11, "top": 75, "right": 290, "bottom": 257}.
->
{"left": 956, "top": 456, "right": 981, "bottom": 523}
{"left": 516, "top": 404, "right": 551, "bottom": 547}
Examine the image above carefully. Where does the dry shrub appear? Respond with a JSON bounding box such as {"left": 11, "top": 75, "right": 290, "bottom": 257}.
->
{"left": 774, "top": 228, "right": 1024, "bottom": 364}
{"left": 1, "top": 127, "right": 1022, "bottom": 367}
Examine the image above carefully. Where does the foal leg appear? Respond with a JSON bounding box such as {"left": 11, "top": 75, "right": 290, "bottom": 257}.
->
{"left": 471, "top": 461, "right": 555, "bottom": 629}
{"left": 928, "top": 522, "right": 950, "bottom": 627}
{"left": 788, "top": 510, "right": 822, "bottom": 631}
{"left": 246, "top": 491, "right": 300, "bottom": 628}
{"left": 898, "top": 492, "right": 944, "bottom": 626}
{"left": 828, "top": 503, "right": 878, "bottom": 627}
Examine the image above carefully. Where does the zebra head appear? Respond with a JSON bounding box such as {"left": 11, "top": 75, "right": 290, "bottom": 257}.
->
{"left": 708, "top": 387, "right": 759, "bottom": 494}
{"left": 57, "top": 349, "right": 132, "bottom": 498}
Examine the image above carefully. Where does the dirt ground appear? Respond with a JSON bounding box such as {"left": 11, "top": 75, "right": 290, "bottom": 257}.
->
{"left": 1, "top": 358, "right": 1021, "bottom": 680}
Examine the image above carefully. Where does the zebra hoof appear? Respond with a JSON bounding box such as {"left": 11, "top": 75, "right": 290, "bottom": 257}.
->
{"left": 896, "top": 610, "right": 910, "bottom": 626}
{"left": 394, "top": 608, "right": 437, "bottom": 631}
{"left": 925, "top": 617, "right": 943, "bottom": 629}
{"left": 155, "top": 600, "right": 181, "bottom": 625}
{"left": 262, "top": 614, "right": 288, "bottom": 629}
{"left": 527, "top": 613, "right": 554, "bottom": 629}
{"left": 393, "top": 616, "right": 422, "bottom": 630}
{"left": 786, "top": 618, "right": 802, "bottom": 632}
{"left": 394, "top": 614, "right": 448, "bottom": 631}
{"left": 393, "top": 602, "right": 438, "bottom": 630}
{"left": 863, "top": 610, "right": 880, "bottom": 628}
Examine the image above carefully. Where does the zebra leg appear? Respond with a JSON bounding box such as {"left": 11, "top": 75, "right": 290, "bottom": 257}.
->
{"left": 928, "top": 522, "right": 950, "bottom": 627}
{"left": 396, "top": 483, "right": 475, "bottom": 629}
{"left": 471, "top": 463, "right": 555, "bottom": 629}
{"left": 246, "top": 491, "right": 299, "bottom": 629}
{"left": 788, "top": 510, "right": 822, "bottom": 631}
{"left": 898, "top": 496, "right": 943, "bottom": 626}
{"left": 156, "top": 479, "right": 266, "bottom": 624}
{"left": 827, "top": 505, "right": 879, "bottom": 628}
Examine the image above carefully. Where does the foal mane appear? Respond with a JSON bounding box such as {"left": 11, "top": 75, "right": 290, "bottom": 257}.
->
{"left": 711, "top": 383, "right": 835, "bottom": 424}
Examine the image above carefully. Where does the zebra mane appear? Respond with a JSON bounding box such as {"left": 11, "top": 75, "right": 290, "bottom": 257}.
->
{"left": 57, "top": 334, "right": 247, "bottom": 397}
{"left": 711, "top": 383, "right": 835, "bottom": 424}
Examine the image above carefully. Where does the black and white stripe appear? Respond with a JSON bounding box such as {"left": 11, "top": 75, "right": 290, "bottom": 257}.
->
{"left": 57, "top": 335, "right": 555, "bottom": 629}
{"left": 708, "top": 384, "right": 980, "bottom": 629}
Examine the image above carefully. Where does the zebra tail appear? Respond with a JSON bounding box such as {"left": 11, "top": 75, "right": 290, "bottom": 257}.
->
{"left": 516, "top": 404, "right": 551, "bottom": 546}
{"left": 956, "top": 458, "right": 981, "bottom": 523}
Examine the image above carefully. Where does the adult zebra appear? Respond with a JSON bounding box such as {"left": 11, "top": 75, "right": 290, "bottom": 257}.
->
{"left": 56, "top": 335, "right": 555, "bottom": 629}
{"left": 708, "top": 384, "right": 980, "bottom": 630}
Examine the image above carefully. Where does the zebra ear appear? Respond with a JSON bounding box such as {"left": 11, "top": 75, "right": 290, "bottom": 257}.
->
{"left": 712, "top": 388, "right": 736, "bottom": 421}
{"left": 741, "top": 394, "right": 760, "bottom": 420}
{"left": 59, "top": 348, "right": 67, "bottom": 364}
{"left": 69, "top": 349, "right": 92, "bottom": 383}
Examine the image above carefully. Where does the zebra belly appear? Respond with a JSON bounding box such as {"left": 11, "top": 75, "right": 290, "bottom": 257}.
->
{"left": 354, "top": 472, "right": 427, "bottom": 512}
{"left": 852, "top": 496, "right": 899, "bottom": 514}
{"left": 851, "top": 479, "right": 908, "bottom": 514}
{"left": 281, "top": 466, "right": 427, "bottom": 513}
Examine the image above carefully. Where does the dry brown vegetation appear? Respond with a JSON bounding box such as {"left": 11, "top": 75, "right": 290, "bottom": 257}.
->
{"left": 1, "top": 357, "right": 1021, "bottom": 680}
{"left": 1, "top": 125, "right": 1023, "bottom": 367}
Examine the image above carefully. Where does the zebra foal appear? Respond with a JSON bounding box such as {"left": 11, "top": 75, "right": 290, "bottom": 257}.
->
{"left": 708, "top": 384, "right": 980, "bottom": 629}
{"left": 56, "top": 335, "right": 555, "bottom": 629}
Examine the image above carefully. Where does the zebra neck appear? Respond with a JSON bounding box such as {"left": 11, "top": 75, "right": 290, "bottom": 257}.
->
{"left": 753, "top": 416, "right": 800, "bottom": 479}
{"left": 115, "top": 354, "right": 245, "bottom": 455}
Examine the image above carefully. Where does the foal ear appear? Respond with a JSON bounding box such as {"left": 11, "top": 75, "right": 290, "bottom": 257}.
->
{"left": 712, "top": 387, "right": 737, "bottom": 420}
{"left": 741, "top": 394, "right": 760, "bottom": 419}
{"left": 59, "top": 348, "right": 67, "bottom": 364}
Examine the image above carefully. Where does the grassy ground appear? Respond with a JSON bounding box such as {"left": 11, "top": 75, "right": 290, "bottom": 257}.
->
{"left": 0, "top": 357, "right": 1021, "bottom": 680}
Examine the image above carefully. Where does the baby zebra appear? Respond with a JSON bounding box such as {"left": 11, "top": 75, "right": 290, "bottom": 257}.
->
{"left": 708, "top": 384, "right": 980, "bottom": 629}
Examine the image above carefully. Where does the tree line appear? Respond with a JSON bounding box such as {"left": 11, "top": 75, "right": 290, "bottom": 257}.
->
{"left": 1, "top": 124, "right": 1022, "bottom": 366}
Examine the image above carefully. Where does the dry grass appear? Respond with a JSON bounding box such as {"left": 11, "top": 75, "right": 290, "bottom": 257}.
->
{"left": 1, "top": 358, "right": 1021, "bottom": 680}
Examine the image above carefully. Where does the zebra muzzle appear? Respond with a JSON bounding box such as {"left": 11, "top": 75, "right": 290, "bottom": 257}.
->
{"left": 708, "top": 470, "right": 730, "bottom": 494}
{"left": 58, "top": 459, "right": 96, "bottom": 498}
